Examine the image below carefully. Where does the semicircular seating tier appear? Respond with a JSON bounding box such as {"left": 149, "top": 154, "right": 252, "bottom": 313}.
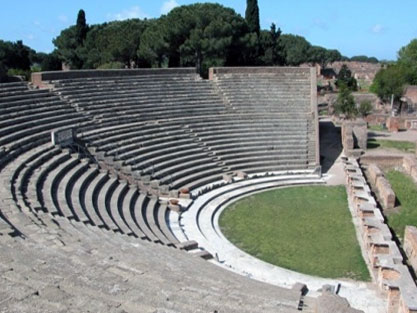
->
{"left": 0, "top": 68, "right": 346, "bottom": 313}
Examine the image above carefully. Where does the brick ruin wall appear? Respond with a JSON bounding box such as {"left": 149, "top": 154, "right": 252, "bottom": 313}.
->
{"left": 404, "top": 226, "right": 417, "bottom": 274}
{"left": 366, "top": 164, "right": 395, "bottom": 210}
{"left": 32, "top": 68, "right": 198, "bottom": 88}
{"left": 344, "top": 158, "right": 417, "bottom": 313}
{"left": 341, "top": 120, "right": 367, "bottom": 157}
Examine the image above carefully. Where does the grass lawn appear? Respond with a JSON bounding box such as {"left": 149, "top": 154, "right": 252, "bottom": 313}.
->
{"left": 368, "top": 125, "right": 387, "bottom": 132}
{"left": 367, "top": 138, "right": 415, "bottom": 153}
{"left": 385, "top": 170, "right": 417, "bottom": 240}
{"left": 219, "top": 185, "right": 370, "bottom": 281}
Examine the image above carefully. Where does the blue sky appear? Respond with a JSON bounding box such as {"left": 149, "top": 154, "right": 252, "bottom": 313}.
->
{"left": 1, "top": 0, "right": 416, "bottom": 60}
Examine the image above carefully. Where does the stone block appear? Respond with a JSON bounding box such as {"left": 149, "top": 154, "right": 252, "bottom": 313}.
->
{"left": 235, "top": 171, "right": 248, "bottom": 179}
{"left": 378, "top": 179, "right": 396, "bottom": 210}
{"left": 403, "top": 156, "right": 417, "bottom": 175}
{"left": 387, "top": 117, "right": 400, "bottom": 133}
{"left": 411, "top": 167, "right": 417, "bottom": 184}
{"left": 179, "top": 193, "right": 191, "bottom": 199}
{"left": 404, "top": 226, "right": 417, "bottom": 273}
{"left": 168, "top": 204, "right": 181, "bottom": 212}
{"left": 367, "top": 164, "right": 384, "bottom": 185}
{"left": 178, "top": 240, "right": 198, "bottom": 251}
{"left": 291, "top": 282, "right": 308, "bottom": 296}
{"left": 315, "top": 294, "right": 364, "bottom": 313}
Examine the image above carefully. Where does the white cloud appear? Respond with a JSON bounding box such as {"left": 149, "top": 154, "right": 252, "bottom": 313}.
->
{"left": 161, "top": 0, "right": 179, "bottom": 15}
{"left": 111, "top": 6, "right": 149, "bottom": 21}
{"left": 371, "top": 24, "right": 384, "bottom": 34}
{"left": 26, "top": 34, "right": 35, "bottom": 41}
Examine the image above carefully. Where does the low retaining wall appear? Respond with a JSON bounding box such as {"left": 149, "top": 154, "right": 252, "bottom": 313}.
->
{"left": 32, "top": 68, "right": 197, "bottom": 87}
{"left": 341, "top": 120, "right": 367, "bottom": 157}
{"left": 404, "top": 226, "right": 417, "bottom": 274}
{"left": 403, "top": 156, "right": 417, "bottom": 179}
{"left": 360, "top": 155, "right": 404, "bottom": 170}
{"left": 208, "top": 66, "right": 310, "bottom": 79}
{"left": 367, "top": 164, "right": 395, "bottom": 210}
{"left": 343, "top": 158, "right": 417, "bottom": 313}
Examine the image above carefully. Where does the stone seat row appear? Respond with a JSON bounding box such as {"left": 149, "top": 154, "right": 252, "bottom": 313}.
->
{"left": 0, "top": 88, "right": 51, "bottom": 104}
{"left": 55, "top": 80, "right": 217, "bottom": 96}
{"left": 10, "top": 144, "right": 181, "bottom": 247}
{"left": 0, "top": 99, "right": 72, "bottom": 122}
{"left": 80, "top": 113, "right": 310, "bottom": 144}
{"left": 0, "top": 91, "right": 58, "bottom": 110}
{"left": 51, "top": 73, "right": 200, "bottom": 86}
{"left": 76, "top": 101, "right": 229, "bottom": 118}
{"left": 59, "top": 84, "right": 220, "bottom": 101}
{"left": 0, "top": 201, "right": 302, "bottom": 313}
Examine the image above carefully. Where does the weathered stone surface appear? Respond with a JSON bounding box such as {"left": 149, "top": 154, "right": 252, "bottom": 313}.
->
{"left": 403, "top": 156, "right": 417, "bottom": 175}
{"left": 387, "top": 117, "right": 400, "bottom": 133}
{"left": 341, "top": 120, "right": 367, "bottom": 157}
{"left": 367, "top": 164, "right": 384, "bottom": 185}
{"left": 376, "top": 178, "right": 396, "bottom": 210}
{"left": 315, "top": 294, "right": 364, "bottom": 313}
{"left": 404, "top": 226, "right": 417, "bottom": 274}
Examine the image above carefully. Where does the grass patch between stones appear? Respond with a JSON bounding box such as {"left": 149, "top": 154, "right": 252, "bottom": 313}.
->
{"left": 367, "top": 138, "right": 415, "bottom": 152}
{"left": 219, "top": 185, "right": 370, "bottom": 281}
{"left": 385, "top": 170, "right": 417, "bottom": 240}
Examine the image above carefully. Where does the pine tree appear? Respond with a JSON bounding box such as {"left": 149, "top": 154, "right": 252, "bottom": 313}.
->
{"left": 245, "top": 0, "right": 260, "bottom": 35}
{"left": 75, "top": 9, "right": 88, "bottom": 45}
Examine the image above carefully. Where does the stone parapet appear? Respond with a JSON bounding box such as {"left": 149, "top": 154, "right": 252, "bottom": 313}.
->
{"left": 404, "top": 226, "right": 417, "bottom": 274}
{"left": 343, "top": 158, "right": 417, "bottom": 313}
{"left": 32, "top": 68, "right": 198, "bottom": 88}
{"left": 341, "top": 119, "right": 367, "bottom": 157}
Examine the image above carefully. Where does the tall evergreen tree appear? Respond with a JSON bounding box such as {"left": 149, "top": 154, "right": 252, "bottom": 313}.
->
{"left": 75, "top": 9, "right": 88, "bottom": 45}
{"left": 245, "top": 0, "right": 260, "bottom": 35}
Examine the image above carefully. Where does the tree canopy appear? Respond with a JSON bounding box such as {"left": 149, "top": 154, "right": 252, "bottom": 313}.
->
{"left": 245, "top": 0, "right": 260, "bottom": 35}
{"left": 371, "top": 39, "right": 417, "bottom": 101}
{"left": 336, "top": 64, "right": 358, "bottom": 91}
{"left": 350, "top": 55, "right": 379, "bottom": 63}
{"left": 1, "top": 3, "right": 380, "bottom": 80}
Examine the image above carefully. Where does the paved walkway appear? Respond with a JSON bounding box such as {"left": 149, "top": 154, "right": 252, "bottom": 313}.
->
{"left": 171, "top": 120, "right": 389, "bottom": 313}
{"left": 175, "top": 173, "right": 387, "bottom": 313}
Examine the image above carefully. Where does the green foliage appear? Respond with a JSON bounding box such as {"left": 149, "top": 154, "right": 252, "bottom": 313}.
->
{"left": 385, "top": 170, "right": 417, "bottom": 240}
{"left": 309, "top": 46, "right": 342, "bottom": 67}
{"left": 50, "top": 5, "right": 370, "bottom": 73}
{"left": 367, "top": 139, "right": 415, "bottom": 152}
{"left": 161, "top": 3, "right": 253, "bottom": 75}
{"left": 258, "top": 23, "right": 284, "bottom": 66}
{"left": 334, "top": 84, "right": 358, "bottom": 119}
{"left": 41, "top": 52, "right": 62, "bottom": 71}
{"left": 219, "top": 186, "right": 370, "bottom": 281}
{"left": 358, "top": 100, "right": 373, "bottom": 117}
{"left": 350, "top": 55, "right": 379, "bottom": 63}
{"left": 54, "top": 10, "right": 89, "bottom": 69}
{"left": 137, "top": 19, "right": 169, "bottom": 68}
{"left": 0, "top": 40, "right": 31, "bottom": 71}
{"left": 84, "top": 19, "right": 151, "bottom": 68}
{"left": 97, "top": 61, "right": 124, "bottom": 69}
{"left": 371, "top": 39, "right": 417, "bottom": 101}
{"left": 370, "top": 64, "right": 407, "bottom": 101}
{"left": 53, "top": 26, "right": 84, "bottom": 69}
{"left": 280, "top": 34, "right": 311, "bottom": 66}
{"left": 0, "top": 61, "right": 7, "bottom": 82}
{"left": 245, "top": 0, "right": 260, "bottom": 35}
{"left": 76, "top": 9, "right": 88, "bottom": 45}
{"left": 7, "top": 68, "right": 31, "bottom": 80}
{"left": 336, "top": 64, "right": 358, "bottom": 91}
{"left": 367, "top": 124, "right": 387, "bottom": 132}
